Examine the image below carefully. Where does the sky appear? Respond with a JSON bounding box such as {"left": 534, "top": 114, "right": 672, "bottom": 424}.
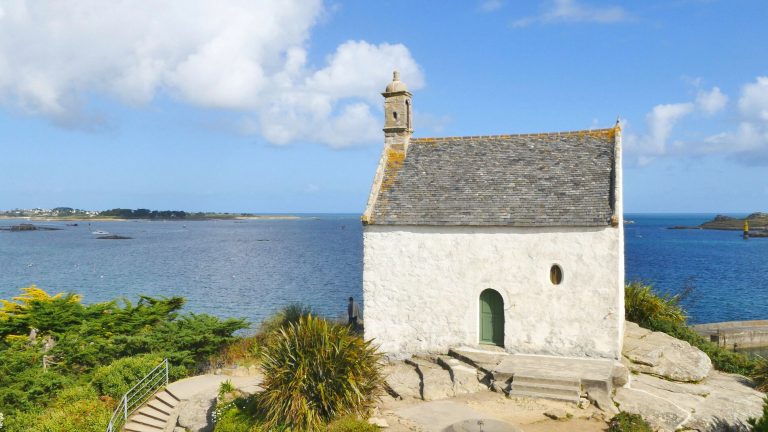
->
{"left": 0, "top": 0, "right": 766, "bottom": 214}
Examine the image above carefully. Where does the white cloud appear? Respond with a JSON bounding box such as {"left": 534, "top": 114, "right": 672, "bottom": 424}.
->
{"left": 480, "top": 0, "right": 504, "bottom": 12}
{"left": 738, "top": 76, "right": 768, "bottom": 121}
{"left": 0, "top": 0, "right": 425, "bottom": 148}
{"left": 625, "top": 79, "right": 768, "bottom": 165}
{"left": 629, "top": 102, "right": 694, "bottom": 156}
{"left": 513, "top": 0, "right": 629, "bottom": 27}
{"left": 696, "top": 87, "right": 728, "bottom": 115}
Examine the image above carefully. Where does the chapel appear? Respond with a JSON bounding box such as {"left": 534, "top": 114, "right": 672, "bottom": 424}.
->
{"left": 361, "top": 71, "right": 624, "bottom": 360}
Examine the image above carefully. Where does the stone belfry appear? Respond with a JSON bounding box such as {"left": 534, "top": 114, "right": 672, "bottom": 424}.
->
{"left": 382, "top": 70, "right": 412, "bottom": 151}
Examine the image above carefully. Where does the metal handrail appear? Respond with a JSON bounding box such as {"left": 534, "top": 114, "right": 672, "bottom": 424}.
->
{"left": 107, "top": 358, "right": 169, "bottom": 432}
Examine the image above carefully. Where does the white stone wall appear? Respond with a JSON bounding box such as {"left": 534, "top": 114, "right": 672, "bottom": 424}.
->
{"left": 363, "top": 225, "right": 624, "bottom": 359}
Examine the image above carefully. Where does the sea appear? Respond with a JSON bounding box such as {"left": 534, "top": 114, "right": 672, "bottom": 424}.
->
{"left": 0, "top": 213, "right": 766, "bottom": 328}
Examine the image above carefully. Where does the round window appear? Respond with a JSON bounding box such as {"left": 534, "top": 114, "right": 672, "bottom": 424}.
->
{"left": 550, "top": 265, "right": 563, "bottom": 285}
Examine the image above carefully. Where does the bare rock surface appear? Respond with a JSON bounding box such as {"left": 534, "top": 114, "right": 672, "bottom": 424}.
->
{"left": 447, "top": 347, "right": 507, "bottom": 374}
{"left": 177, "top": 394, "right": 216, "bottom": 432}
{"left": 406, "top": 357, "right": 455, "bottom": 400}
{"left": 683, "top": 372, "right": 763, "bottom": 431}
{"left": 614, "top": 387, "right": 689, "bottom": 432}
{"left": 623, "top": 321, "right": 712, "bottom": 382}
{"left": 383, "top": 362, "right": 423, "bottom": 400}
{"left": 437, "top": 356, "right": 487, "bottom": 395}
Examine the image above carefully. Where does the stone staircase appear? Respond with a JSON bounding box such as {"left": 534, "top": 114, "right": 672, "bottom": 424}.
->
{"left": 123, "top": 389, "right": 180, "bottom": 432}
{"left": 508, "top": 374, "right": 581, "bottom": 402}
{"left": 447, "top": 347, "right": 617, "bottom": 406}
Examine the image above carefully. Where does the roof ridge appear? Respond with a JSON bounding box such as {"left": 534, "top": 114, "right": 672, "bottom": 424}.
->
{"left": 410, "top": 127, "right": 617, "bottom": 143}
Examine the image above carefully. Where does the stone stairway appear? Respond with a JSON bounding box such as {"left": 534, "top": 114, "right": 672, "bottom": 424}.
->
{"left": 508, "top": 374, "right": 581, "bottom": 402}
{"left": 447, "top": 347, "right": 617, "bottom": 406}
{"left": 123, "top": 389, "right": 180, "bottom": 432}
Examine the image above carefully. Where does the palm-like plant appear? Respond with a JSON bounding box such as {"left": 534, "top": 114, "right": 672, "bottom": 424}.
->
{"left": 258, "top": 315, "right": 383, "bottom": 430}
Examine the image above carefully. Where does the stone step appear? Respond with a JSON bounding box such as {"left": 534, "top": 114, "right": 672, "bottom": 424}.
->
{"left": 164, "top": 388, "right": 180, "bottom": 401}
{"left": 123, "top": 421, "right": 164, "bottom": 432}
{"left": 513, "top": 374, "right": 581, "bottom": 388}
{"left": 147, "top": 399, "right": 173, "bottom": 416}
{"left": 136, "top": 405, "right": 171, "bottom": 422}
{"left": 510, "top": 382, "right": 581, "bottom": 399}
{"left": 155, "top": 391, "right": 180, "bottom": 408}
{"left": 508, "top": 388, "right": 580, "bottom": 403}
{"left": 130, "top": 413, "right": 166, "bottom": 429}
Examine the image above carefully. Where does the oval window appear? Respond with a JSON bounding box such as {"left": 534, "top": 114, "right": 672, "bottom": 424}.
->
{"left": 550, "top": 265, "right": 563, "bottom": 285}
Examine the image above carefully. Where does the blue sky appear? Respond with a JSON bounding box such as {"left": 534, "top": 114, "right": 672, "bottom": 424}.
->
{"left": 0, "top": 0, "right": 766, "bottom": 213}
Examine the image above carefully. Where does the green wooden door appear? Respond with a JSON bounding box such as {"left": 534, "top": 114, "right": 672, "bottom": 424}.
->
{"left": 479, "top": 289, "right": 504, "bottom": 346}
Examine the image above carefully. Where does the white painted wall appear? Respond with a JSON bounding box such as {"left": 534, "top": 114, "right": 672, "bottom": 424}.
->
{"left": 363, "top": 225, "right": 624, "bottom": 359}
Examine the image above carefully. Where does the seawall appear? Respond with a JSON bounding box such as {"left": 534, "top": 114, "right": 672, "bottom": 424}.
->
{"left": 692, "top": 320, "right": 768, "bottom": 350}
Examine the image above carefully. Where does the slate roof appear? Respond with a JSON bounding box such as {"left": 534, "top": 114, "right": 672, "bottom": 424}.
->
{"left": 364, "top": 128, "right": 618, "bottom": 226}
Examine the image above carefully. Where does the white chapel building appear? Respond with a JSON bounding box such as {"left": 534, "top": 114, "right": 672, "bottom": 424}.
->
{"left": 362, "top": 72, "right": 624, "bottom": 360}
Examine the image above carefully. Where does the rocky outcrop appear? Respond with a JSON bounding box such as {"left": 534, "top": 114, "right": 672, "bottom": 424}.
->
{"left": 616, "top": 322, "right": 764, "bottom": 431}
{"left": 384, "top": 356, "right": 489, "bottom": 402}
{"left": 614, "top": 387, "right": 689, "bottom": 431}
{"left": 623, "top": 321, "right": 712, "bottom": 382}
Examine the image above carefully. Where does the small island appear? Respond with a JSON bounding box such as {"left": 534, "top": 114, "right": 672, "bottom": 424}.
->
{"left": 669, "top": 212, "right": 768, "bottom": 237}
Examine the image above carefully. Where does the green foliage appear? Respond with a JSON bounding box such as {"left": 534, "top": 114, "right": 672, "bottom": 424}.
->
{"left": 748, "top": 397, "right": 768, "bottom": 431}
{"left": 257, "top": 303, "right": 313, "bottom": 339}
{"left": 608, "top": 412, "right": 653, "bottom": 432}
{"left": 259, "top": 315, "right": 383, "bottom": 430}
{"left": 2, "top": 384, "right": 112, "bottom": 432}
{"left": 624, "top": 281, "right": 686, "bottom": 328}
{"left": 0, "top": 286, "right": 247, "bottom": 424}
{"left": 91, "top": 354, "right": 167, "bottom": 399}
{"left": 753, "top": 357, "right": 768, "bottom": 392}
{"left": 625, "top": 282, "right": 756, "bottom": 376}
{"left": 213, "top": 396, "right": 269, "bottom": 432}
{"left": 219, "top": 379, "right": 235, "bottom": 396}
{"left": 326, "top": 416, "right": 378, "bottom": 432}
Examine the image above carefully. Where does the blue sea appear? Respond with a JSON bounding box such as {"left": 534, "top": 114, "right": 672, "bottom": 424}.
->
{"left": 0, "top": 214, "right": 766, "bottom": 327}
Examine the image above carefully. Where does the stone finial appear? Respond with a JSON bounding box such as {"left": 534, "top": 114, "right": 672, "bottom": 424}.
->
{"left": 385, "top": 70, "right": 409, "bottom": 93}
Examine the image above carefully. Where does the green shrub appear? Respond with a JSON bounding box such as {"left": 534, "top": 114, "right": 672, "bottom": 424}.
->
{"left": 91, "top": 354, "right": 167, "bottom": 399}
{"left": 750, "top": 357, "right": 768, "bottom": 392}
{"left": 608, "top": 412, "right": 653, "bottom": 432}
{"left": 257, "top": 303, "right": 313, "bottom": 338}
{"left": 326, "top": 416, "right": 378, "bottom": 432}
{"left": 624, "top": 281, "right": 686, "bottom": 329}
{"left": 2, "top": 384, "right": 111, "bottom": 432}
{"left": 29, "top": 398, "right": 112, "bottom": 432}
{"left": 259, "top": 315, "right": 383, "bottom": 430}
{"left": 749, "top": 397, "right": 768, "bottom": 431}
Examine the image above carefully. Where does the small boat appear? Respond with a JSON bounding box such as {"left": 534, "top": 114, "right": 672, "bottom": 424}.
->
{"left": 91, "top": 230, "right": 110, "bottom": 235}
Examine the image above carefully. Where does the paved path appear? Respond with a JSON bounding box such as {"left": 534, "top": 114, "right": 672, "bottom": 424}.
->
{"left": 394, "top": 400, "right": 519, "bottom": 432}
{"left": 167, "top": 374, "right": 263, "bottom": 399}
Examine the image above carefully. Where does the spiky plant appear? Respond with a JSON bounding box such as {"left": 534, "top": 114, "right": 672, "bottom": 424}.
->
{"left": 624, "top": 281, "right": 687, "bottom": 328}
{"left": 258, "top": 315, "right": 383, "bottom": 430}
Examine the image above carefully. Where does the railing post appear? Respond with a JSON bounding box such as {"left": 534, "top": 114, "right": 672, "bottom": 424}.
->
{"left": 165, "top": 358, "right": 169, "bottom": 386}
{"left": 123, "top": 394, "right": 128, "bottom": 421}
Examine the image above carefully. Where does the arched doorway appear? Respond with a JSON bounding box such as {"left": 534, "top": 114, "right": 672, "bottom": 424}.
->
{"left": 479, "top": 289, "right": 504, "bottom": 346}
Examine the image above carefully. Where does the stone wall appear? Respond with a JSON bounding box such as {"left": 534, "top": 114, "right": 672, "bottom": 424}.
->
{"left": 363, "top": 225, "right": 624, "bottom": 359}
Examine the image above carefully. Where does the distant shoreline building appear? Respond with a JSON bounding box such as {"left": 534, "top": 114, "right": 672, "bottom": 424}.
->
{"left": 362, "top": 71, "right": 624, "bottom": 360}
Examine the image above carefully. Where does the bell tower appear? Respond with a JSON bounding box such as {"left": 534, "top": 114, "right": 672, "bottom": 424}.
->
{"left": 382, "top": 70, "right": 412, "bottom": 151}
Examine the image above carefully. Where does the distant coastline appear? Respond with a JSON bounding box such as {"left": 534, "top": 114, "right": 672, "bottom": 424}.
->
{"left": 0, "top": 207, "right": 302, "bottom": 221}
{"left": 0, "top": 215, "right": 301, "bottom": 221}
{"left": 668, "top": 212, "right": 768, "bottom": 235}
